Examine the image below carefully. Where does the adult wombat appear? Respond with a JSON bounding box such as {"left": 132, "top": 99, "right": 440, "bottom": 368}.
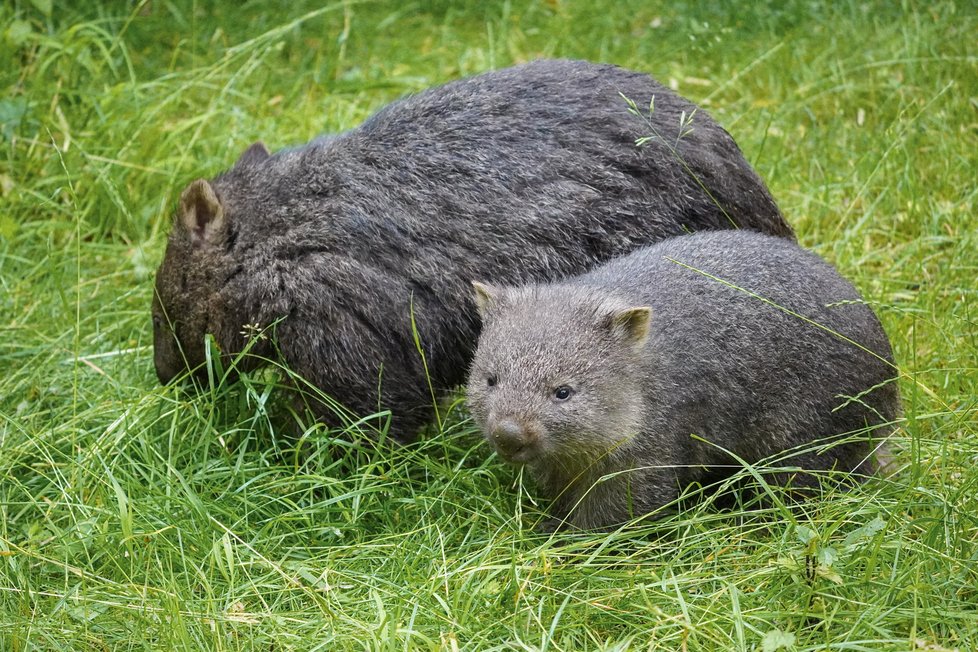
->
{"left": 467, "top": 230, "right": 899, "bottom": 530}
{"left": 153, "top": 59, "right": 793, "bottom": 440}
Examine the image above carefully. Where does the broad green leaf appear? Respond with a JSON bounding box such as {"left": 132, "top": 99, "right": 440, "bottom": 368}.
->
{"left": 5, "top": 20, "right": 33, "bottom": 47}
{"left": 761, "top": 629, "right": 796, "bottom": 652}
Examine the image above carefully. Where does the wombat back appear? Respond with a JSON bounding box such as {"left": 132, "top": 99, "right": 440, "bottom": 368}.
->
{"left": 467, "top": 230, "right": 899, "bottom": 529}
{"left": 153, "top": 59, "right": 794, "bottom": 439}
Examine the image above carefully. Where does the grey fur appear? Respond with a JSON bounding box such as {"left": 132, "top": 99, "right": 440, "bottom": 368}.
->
{"left": 467, "top": 230, "right": 900, "bottom": 530}
{"left": 152, "top": 59, "right": 793, "bottom": 440}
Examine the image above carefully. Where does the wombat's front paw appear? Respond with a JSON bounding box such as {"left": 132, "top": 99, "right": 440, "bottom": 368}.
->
{"left": 535, "top": 515, "right": 571, "bottom": 534}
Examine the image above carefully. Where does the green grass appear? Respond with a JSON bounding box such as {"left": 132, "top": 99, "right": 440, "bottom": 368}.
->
{"left": 1, "top": 0, "right": 976, "bottom": 649}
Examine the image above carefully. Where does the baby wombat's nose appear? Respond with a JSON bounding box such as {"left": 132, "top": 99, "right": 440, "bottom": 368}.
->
{"left": 490, "top": 419, "right": 534, "bottom": 460}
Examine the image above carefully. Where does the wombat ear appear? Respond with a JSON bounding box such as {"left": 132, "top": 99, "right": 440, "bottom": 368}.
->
{"left": 235, "top": 141, "right": 271, "bottom": 167}
{"left": 472, "top": 281, "right": 502, "bottom": 319}
{"left": 606, "top": 307, "right": 652, "bottom": 347}
{"left": 178, "top": 179, "right": 226, "bottom": 249}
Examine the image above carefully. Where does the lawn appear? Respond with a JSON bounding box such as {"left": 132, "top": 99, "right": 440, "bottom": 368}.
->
{"left": 1, "top": 1, "right": 976, "bottom": 650}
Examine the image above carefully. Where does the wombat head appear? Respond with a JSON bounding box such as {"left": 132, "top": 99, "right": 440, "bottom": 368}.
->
{"left": 466, "top": 281, "right": 651, "bottom": 471}
{"left": 152, "top": 142, "right": 270, "bottom": 384}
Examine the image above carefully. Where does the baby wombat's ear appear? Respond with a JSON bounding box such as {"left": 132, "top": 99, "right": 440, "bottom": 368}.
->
{"left": 235, "top": 141, "right": 270, "bottom": 167}
{"left": 177, "top": 179, "right": 227, "bottom": 249}
{"left": 604, "top": 307, "right": 652, "bottom": 348}
{"left": 471, "top": 281, "right": 504, "bottom": 321}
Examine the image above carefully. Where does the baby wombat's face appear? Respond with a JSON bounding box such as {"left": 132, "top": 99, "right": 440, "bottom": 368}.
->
{"left": 466, "top": 282, "right": 651, "bottom": 470}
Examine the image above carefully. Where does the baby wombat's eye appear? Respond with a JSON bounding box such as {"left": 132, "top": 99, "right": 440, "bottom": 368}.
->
{"left": 553, "top": 386, "right": 574, "bottom": 401}
{"left": 486, "top": 374, "right": 498, "bottom": 388}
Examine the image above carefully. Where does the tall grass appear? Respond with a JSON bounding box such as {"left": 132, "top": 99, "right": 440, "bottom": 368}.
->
{"left": 1, "top": 1, "right": 975, "bottom": 649}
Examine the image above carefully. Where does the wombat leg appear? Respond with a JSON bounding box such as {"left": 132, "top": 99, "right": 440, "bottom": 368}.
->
{"left": 535, "top": 515, "right": 572, "bottom": 534}
{"left": 867, "top": 441, "right": 897, "bottom": 477}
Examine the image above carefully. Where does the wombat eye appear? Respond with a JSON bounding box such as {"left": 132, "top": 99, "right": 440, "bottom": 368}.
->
{"left": 486, "top": 374, "right": 498, "bottom": 388}
{"left": 553, "top": 386, "right": 574, "bottom": 401}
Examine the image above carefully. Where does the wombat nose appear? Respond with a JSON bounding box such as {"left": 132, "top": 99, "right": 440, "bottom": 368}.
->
{"left": 154, "top": 358, "right": 177, "bottom": 385}
{"left": 490, "top": 419, "right": 533, "bottom": 459}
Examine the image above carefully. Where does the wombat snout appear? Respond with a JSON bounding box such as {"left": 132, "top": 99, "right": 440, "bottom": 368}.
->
{"left": 488, "top": 418, "right": 539, "bottom": 462}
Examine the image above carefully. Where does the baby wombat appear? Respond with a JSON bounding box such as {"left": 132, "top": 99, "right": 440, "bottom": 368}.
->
{"left": 467, "top": 230, "right": 900, "bottom": 530}
{"left": 153, "top": 58, "right": 794, "bottom": 441}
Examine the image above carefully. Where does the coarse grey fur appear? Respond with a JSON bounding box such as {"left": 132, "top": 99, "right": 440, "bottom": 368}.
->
{"left": 467, "top": 230, "right": 900, "bottom": 530}
{"left": 152, "top": 59, "right": 793, "bottom": 440}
